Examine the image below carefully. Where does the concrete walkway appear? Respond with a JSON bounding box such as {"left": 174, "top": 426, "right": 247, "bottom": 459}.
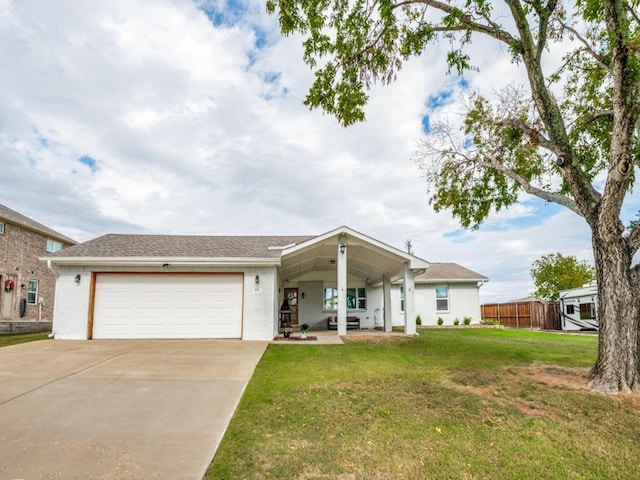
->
{"left": 0, "top": 339, "right": 267, "bottom": 480}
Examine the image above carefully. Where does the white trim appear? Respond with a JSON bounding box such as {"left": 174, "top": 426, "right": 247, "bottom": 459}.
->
{"left": 282, "top": 226, "right": 430, "bottom": 270}
{"left": 41, "top": 256, "right": 280, "bottom": 267}
{"left": 268, "top": 243, "right": 297, "bottom": 250}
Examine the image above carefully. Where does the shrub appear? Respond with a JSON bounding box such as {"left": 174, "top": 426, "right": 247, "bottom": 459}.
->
{"left": 453, "top": 318, "right": 460, "bottom": 326}
{"left": 481, "top": 319, "right": 500, "bottom": 326}
{"left": 416, "top": 315, "right": 422, "bottom": 326}
{"left": 437, "top": 317, "right": 444, "bottom": 326}
{"left": 463, "top": 316, "right": 472, "bottom": 325}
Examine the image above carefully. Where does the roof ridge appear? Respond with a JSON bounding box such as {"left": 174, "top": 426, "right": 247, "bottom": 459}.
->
{"left": 0, "top": 203, "right": 77, "bottom": 244}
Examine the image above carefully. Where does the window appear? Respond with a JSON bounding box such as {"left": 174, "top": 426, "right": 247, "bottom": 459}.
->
{"left": 347, "top": 288, "right": 366, "bottom": 309}
{"left": 400, "top": 286, "right": 405, "bottom": 312}
{"left": 0, "top": 222, "right": 4, "bottom": 234}
{"left": 566, "top": 304, "right": 575, "bottom": 315}
{"left": 46, "top": 239, "right": 63, "bottom": 253}
{"left": 435, "top": 284, "right": 449, "bottom": 312}
{"left": 27, "top": 280, "right": 38, "bottom": 305}
{"left": 579, "top": 302, "right": 596, "bottom": 320}
{"left": 324, "top": 288, "right": 338, "bottom": 311}
{"left": 324, "top": 287, "right": 366, "bottom": 310}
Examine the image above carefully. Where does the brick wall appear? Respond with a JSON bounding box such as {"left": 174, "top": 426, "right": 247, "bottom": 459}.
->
{"left": 0, "top": 222, "right": 70, "bottom": 321}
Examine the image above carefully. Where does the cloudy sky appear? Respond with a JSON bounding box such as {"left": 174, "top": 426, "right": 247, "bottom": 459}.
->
{"left": 1, "top": 0, "right": 638, "bottom": 302}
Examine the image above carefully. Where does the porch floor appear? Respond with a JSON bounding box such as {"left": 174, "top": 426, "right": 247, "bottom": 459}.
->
{"left": 271, "top": 329, "right": 412, "bottom": 345}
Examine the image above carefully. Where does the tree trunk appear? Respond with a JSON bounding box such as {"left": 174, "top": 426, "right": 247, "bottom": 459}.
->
{"left": 589, "top": 232, "right": 640, "bottom": 394}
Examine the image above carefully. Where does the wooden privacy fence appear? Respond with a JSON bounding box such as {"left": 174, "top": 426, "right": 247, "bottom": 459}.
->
{"left": 481, "top": 300, "right": 561, "bottom": 330}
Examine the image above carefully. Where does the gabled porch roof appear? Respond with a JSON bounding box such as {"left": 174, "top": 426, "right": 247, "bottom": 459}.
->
{"left": 279, "top": 226, "right": 430, "bottom": 284}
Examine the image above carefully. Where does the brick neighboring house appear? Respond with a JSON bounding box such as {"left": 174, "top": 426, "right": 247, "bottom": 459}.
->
{"left": 0, "top": 204, "right": 77, "bottom": 321}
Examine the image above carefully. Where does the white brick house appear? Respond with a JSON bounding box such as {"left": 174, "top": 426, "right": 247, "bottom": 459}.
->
{"left": 45, "top": 226, "right": 487, "bottom": 340}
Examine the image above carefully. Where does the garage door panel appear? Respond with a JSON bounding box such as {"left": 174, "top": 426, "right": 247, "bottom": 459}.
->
{"left": 93, "top": 274, "right": 243, "bottom": 339}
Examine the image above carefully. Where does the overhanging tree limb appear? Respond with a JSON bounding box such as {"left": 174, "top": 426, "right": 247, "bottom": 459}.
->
{"left": 479, "top": 154, "right": 581, "bottom": 214}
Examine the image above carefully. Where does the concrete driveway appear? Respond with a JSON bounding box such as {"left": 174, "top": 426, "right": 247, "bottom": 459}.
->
{"left": 0, "top": 339, "right": 268, "bottom": 480}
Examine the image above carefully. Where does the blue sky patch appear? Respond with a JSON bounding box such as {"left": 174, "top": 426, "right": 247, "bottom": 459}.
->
{"left": 443, "top": 229, "right": 473, "bottom": 243}
{"left": 425, "top": 89, "right": 453, "bottom": 110}
{"left": 26, "top": 151, "right": 38, "bottom": 167}
{"left": 458, "top": 77, "right": 469, "bottom": 90}
{"left": 254, "top": 27, "right": 268, "bottom": 49}
{"left": 197, "top": 0, "right": 247, "bottom": 27}
{"left": 264, "top": 72, "right": 280, "bottom": 84}
{"left": 422, "top": 115, "right": 431, "bottom": 134}
{"left": 260, "top": 71, "right": 290, "bottom": 100}
{"left": 32, "top": 126, "right": 53, "bottom": 149}
{"left": 78, "top": 155, "right": 99, "bottom": 174}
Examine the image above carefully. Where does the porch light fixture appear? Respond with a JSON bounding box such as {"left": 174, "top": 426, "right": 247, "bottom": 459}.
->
{"left": 255, "top": 275, "right": 260, "bottom": 285}
{"left": 74, "top": 274, "right": 81, "bottom": 284}
{"left": 339, "top": 244, "right": 346, "bottom": 254}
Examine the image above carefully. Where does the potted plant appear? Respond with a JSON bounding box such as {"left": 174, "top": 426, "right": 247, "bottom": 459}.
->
{"left": 299, "top": 323, "right": 309, "bottom": 339}
{"left": 283, "top": 327, "right": 293, "bottom": 339}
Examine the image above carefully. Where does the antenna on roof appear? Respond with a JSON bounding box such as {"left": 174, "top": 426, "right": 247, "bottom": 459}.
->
{"left": 405, "top": 238, "right": 414, "bottom": 255}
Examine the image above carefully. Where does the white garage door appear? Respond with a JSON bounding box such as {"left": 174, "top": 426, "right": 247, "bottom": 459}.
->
{"left": 92, "top": 273, "right": 243, "bottom": 339}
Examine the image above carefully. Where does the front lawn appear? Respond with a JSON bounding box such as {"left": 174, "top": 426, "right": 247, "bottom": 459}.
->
{"left": 207, "top": 329, "right": 639, "bottom": 479}
{"left": 0, "top": 332, "right": 50, "bottom": 348}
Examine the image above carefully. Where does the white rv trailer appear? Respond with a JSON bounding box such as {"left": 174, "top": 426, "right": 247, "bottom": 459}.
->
{"left": 558, "top": 283, "right": 598, "bottom": 331}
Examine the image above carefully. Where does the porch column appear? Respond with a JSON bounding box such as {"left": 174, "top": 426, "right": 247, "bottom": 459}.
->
{"left": 337, "top": 242, "right": 347, "bottom": 335}
{"left": 403, "top": 262, "right": 416, "bottom": 335}
{"left": 383, "top": 275, "right": 392, "bottom": 333}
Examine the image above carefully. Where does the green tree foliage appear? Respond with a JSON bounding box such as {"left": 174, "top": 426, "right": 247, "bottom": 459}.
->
{"left": 268, "top": 0, "right": 640, "bottom": 393}
{"left": 531, "top": 253, "right": 596, "bottom": 301}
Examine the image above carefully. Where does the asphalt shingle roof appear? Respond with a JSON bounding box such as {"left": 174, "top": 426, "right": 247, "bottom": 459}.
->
{"left": 0, "top": 204, "right": 77, "bottom": 245}
{"left": 416, "top": 262, "right": 488, "bottom": 282}
{"left": 51, "top": 234, "right": 316, "bottom": 258}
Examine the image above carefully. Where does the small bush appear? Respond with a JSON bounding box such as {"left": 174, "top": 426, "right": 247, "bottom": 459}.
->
{"left": 463, "top": 316, "right": 472, "bottom": 325}
{"left": 482, "top": 319, "right": 501, "bottom": 326}
{"left": 416, "top": 315, "right": 422, "bottom": 326}
{"left": 437, "top": 317, "right": 444, "bottom": 326}
{"left": 453, "top": 318, "right": 460, "bottom": 326}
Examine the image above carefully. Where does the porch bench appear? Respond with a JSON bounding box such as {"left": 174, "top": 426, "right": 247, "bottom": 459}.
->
{"left": 327, "top": 315, "right": 360, "bottom": 330}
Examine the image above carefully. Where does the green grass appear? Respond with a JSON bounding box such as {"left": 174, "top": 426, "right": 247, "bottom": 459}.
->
{"left": 207, "top": 329, "right": 640, "bottom": 480}
{"left": 0, "top": 332, "right": 51, "bottom": 348}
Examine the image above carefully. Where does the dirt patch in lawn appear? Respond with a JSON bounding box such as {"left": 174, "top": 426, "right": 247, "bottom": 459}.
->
{"left": 520, "top": 365, "right": 593, "bottom": 391}
{"left": 449, "top": 365, "right": 591, "bottom": 393}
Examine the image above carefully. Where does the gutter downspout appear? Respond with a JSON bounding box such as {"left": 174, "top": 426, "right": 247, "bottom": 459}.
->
{"left": 46, "top": 259, "right": 57, "bottom": 337}
{"left": 47, "top": 259, "right": 58, "bottom": 277}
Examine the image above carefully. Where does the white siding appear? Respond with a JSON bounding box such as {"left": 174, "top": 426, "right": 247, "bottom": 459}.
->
{"left": 52, "top": 265, "right": 277, "bottom": 340}
{"left": 391, "top": 282, "right": 482, "bottom": 326}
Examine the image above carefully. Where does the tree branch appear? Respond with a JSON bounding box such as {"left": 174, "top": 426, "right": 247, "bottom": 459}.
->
{"left": 504, "top": 0, "right": 602, "bottom": 222}
{"left": 536, "top": 0, "right": 557, "bottom": 53}
{"left": 627, "top": 2, "right": 640, "bottom": 26}
{"left": 479, "top": 154, "right": 582, "bottom": 214}
{"left": 629, "top": 223, "right": 640, "bottom": 254}
{"left": 559, "top": 21, "right": 612, "bottom": 73}
{"left": 392, "top": 0, "right": 517, "bottom": 45}
{"left": 497, "top": 118, "right": 557, "bottom": 152}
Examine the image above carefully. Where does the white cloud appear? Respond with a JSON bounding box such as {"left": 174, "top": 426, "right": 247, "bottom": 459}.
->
{"left": 0, "top": 0, "right": 637, "bottom": 303}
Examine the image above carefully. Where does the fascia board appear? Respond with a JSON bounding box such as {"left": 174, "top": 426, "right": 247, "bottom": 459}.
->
{"left": 40, "top": 256, "right": 280, "bottom": 267}
{"left": 282, "top": 225, "right": 430, "bottom": 269}
{"left": 409, "top": 277, "right": 490, "bottom": 284}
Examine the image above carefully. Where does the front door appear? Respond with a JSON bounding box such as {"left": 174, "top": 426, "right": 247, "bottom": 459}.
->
{"left": 284, "top": 288, "right": 299, "bottom": 325}
{"left": 1, "top": 275, "right": 16, "bottom": 319}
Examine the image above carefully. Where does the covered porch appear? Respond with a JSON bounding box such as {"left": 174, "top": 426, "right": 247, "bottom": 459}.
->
{"left": 276, "top": 227, "right": 429, "bottom": 336}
